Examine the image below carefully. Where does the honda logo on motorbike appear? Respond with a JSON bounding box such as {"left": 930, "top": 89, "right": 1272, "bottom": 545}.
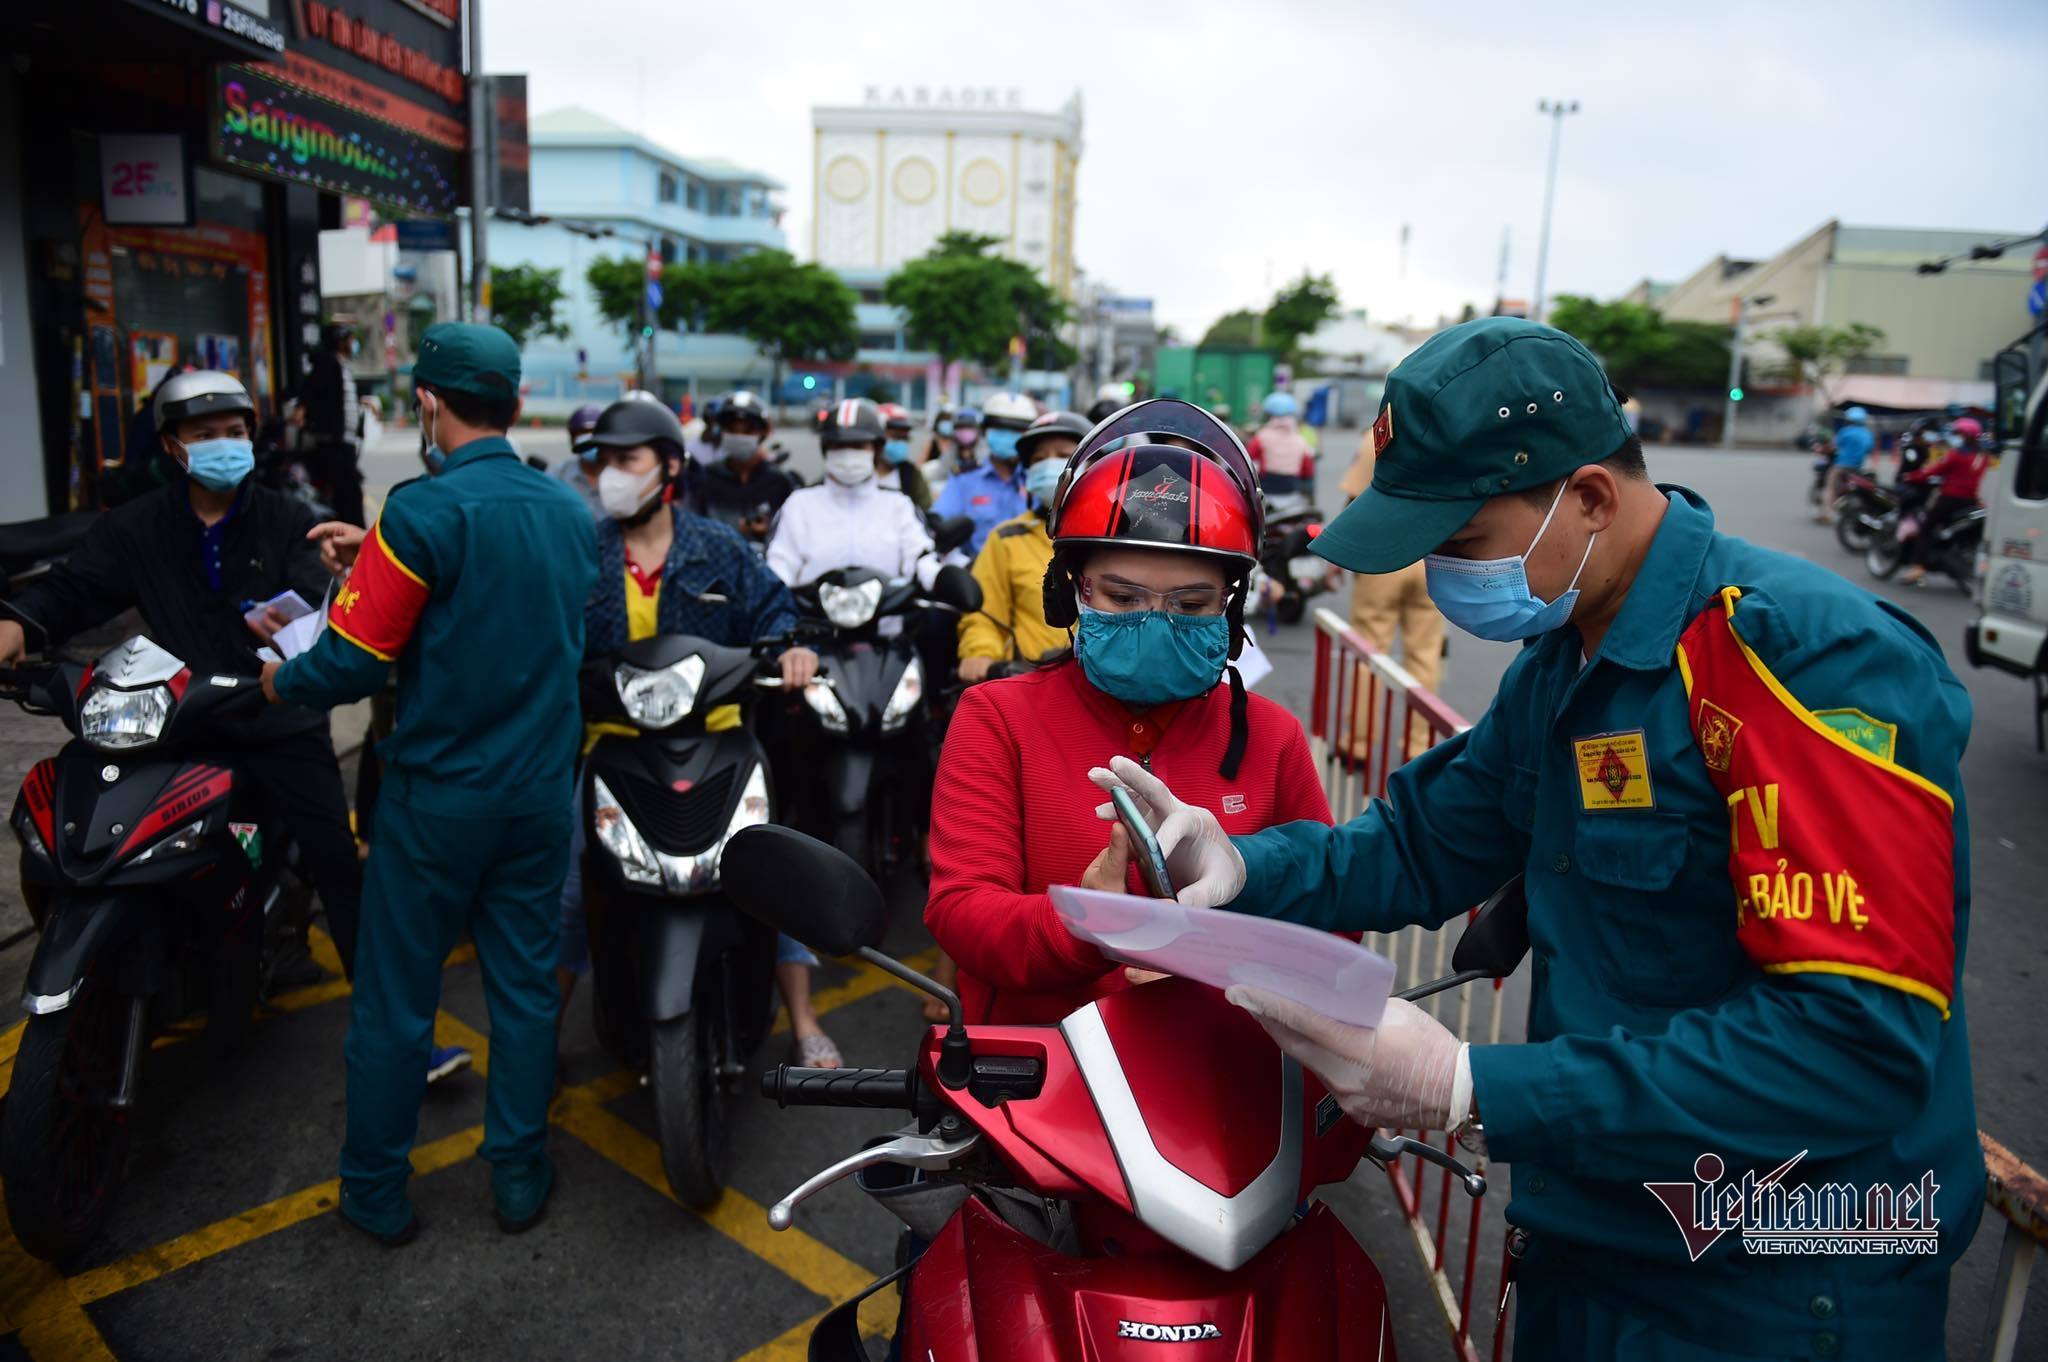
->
{"left": 1116, "top": 1320, "right": 1223, "bottom": 1343}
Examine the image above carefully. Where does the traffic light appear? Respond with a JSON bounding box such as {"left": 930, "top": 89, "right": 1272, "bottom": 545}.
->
{"left": 1729, "top": 387, "right": 1745, "bottom": 402}
{"left": 640, "top": 325, "right": 654, "bottom": 339}
{"left": 802, "top": 375, "right": 817, "bottom": 391}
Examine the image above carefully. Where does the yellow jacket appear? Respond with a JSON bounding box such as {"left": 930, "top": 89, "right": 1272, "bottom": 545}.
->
{"left": 957, "top": 510, "right": 1067, "bottom": 663}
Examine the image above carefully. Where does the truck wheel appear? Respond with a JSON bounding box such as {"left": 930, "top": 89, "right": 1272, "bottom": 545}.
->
{"left": 1, "top": 997, "right": 134, "bottom": 1262}
{"left": 648, "top": 1009, "right": 726, "bottom": 1210}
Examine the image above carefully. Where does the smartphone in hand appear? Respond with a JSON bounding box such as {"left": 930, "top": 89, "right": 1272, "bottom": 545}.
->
{"left": 1111, "top": 785, "right": 1176, "bottom": 900}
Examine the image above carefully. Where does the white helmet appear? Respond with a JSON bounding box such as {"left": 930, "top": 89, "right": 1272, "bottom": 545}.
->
{"left": 1095, "top": 381, "right": 1127, "bottom": 404}
{"left": 981, "top": 391, "right": 1038, "bottom": 431}
{"left": 154, "top": 370, "right": 256, "bottom": 435}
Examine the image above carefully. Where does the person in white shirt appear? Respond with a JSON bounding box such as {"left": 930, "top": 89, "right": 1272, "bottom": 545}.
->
{"left": 767, "top": 398, "right": 939, "bottom": 589}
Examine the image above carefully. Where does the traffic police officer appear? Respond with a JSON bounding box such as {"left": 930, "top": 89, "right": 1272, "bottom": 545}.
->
{"left": 264, "top": 322, "right": 597, "bottom": 1243}
{"left": 1099, "top": 318, "right": 1980, "bottom": 1360}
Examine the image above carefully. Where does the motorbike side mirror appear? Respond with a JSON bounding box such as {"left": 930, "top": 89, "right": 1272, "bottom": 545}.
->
{"left": 931, "top": 515, "right": 976, "bottom": 556}
{"left": 1395, "top": 876, "right": 1530, "bottom": 1003}
{"left": 721, "top": 825, "right": 886, "bottom": 956}
{"left": 929, "top": 563, "right": 983, "bottom": 614}
{"left": 1451, "top": 875, "right": 1530, "bottom": 978}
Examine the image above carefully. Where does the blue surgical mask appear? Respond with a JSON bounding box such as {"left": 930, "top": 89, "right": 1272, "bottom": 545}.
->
{"left": 1024, "top": 458, "right": 1063, "bottom": 506}
{"left": 1075, "top": 605, "right": 1230, "bottom": 708}
{"left": 936, "top": 419, "right": 955, "bottom": 437}
{"left": 182, "top": 437, "right": 254, "bottom": 491}
{"left": 883, "top": 439, "right": 911, "bottom": 465}
{"left": 1423, "top": 482, "right": 1595, "bottom": 642}
{"left": 985, "top": 428, "right": 1021, "bottom": 461}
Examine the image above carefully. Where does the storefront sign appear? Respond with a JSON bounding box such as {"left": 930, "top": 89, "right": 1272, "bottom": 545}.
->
{"left": 393, "top": 219, "right": 455, "bottom": 251}
{"left": 122, "top": 0, "right": 289, "bottom": 59}
{"left": 488, "top": 74, "right": 529, "bottom": 215}
{"left": 285, "top": 0, "right": 465, "bottom": 115}
{"left": 393, "top": 0, "right": 458, "bottom": 27}
{"left": 100, "top": 134, "right": 193, "bottom": 227}
{"left": 214, "top": 64, "right": 460, "bottom": 216}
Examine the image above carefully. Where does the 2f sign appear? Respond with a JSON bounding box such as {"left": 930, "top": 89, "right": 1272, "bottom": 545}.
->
{"left": 101, "top": 134, "right": 190, "bottom": 226}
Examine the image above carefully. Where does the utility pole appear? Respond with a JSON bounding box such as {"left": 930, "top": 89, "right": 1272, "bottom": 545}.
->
{"left": 1531, "top": 99, "right": 1579, "bottom": 325}
{"left": 1494, "top": 225, "right": 1511, "bottom": 315}
{"left": 466, "top": 0, "right": 489, "bottom": 322}
{"left": 1722, "top": 292, "right": 1774, "bottom": 449}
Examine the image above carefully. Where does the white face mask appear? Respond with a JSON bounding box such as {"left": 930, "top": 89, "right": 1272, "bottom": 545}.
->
{"left": 597, "top": 466, "right": 662, "bottom": 519}
{"left": 824, "top": 449, "right": 875, "bottom": 486}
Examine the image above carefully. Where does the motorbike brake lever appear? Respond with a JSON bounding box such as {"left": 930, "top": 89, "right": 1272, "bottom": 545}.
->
{"left": 767, "top": 1129, "right": 981, "bottom": 1231}
{"left": 1368, "top": 1131, "right": 1486, "bottom": 1198}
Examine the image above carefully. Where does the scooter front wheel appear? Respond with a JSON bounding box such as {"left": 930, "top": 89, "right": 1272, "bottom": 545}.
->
{"left": 1865, "top": 533, "right": 1906, "bottom": 580}
{"left": 648, "top": 1009, "right": 727, "bottom": 1210}
{"left": 1, "top": 995, "right": 135, "bottom": 1262}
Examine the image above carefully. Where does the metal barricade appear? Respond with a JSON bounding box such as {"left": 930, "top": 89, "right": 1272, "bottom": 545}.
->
{"left": 1308, "top": 605, "right": 2047, "bottom": 1362}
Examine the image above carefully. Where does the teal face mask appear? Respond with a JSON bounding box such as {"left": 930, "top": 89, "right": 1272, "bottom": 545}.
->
{"left": 1024, "top": 458, "right": 1063, "bottom": 506}
{"left": 181, "top": 437, "right": 254, "bottom": 490}
{"left": 883, "top": 439, "right": 912, "bottom": 465}
{"left": 1075, "top": 605, "right": 1230, "bottom": 708}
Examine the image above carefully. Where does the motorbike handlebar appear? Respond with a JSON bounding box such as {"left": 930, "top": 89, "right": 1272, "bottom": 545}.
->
{"left": 760, "top": 1065, "right": 915, "bottom": 1110}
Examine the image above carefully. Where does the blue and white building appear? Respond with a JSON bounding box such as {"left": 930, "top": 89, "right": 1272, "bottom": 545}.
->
{"left": 491, "top": 106, "right": 789, "bottom": 413}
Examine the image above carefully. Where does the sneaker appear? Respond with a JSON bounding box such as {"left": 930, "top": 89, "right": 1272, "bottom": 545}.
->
{"left": 427, "top": 1045, "right": 472, "bottom": 1085}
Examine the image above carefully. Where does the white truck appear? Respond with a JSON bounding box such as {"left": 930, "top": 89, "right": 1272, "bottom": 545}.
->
{"left": 1965, "top": 355, "right": 2048, "bottom": 750}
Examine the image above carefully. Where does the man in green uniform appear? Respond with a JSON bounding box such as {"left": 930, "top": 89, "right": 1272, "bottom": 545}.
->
{"left": 1098, "top": 318, "right": 1979, "bottom": 1360}
{"left": 262, "top": 322, "right": 597, "bottom": 1243}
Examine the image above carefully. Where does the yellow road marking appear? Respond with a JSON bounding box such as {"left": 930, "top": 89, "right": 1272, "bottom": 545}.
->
{"left": 0, "top": 1200, "right": 117, "bottom": 1361}
{"left": 550, "top": 1092, "right": 874, "bottom": 1302}
{"left": 66, "top": 1126, "right": 485, "bottom": 1308}
{"left": 434, "top": 1009, "right": 490, "bottom": 1076}
{"left": 772, "top": 949, "right": 939, "bottom": 1035}
{"left": 305, "top": 925, "right": 345, "bottom": 979}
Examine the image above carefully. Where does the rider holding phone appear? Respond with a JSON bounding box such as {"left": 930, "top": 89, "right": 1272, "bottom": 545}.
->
{"left": 925, "top": 400, "right": 1332, "bottom": 1025}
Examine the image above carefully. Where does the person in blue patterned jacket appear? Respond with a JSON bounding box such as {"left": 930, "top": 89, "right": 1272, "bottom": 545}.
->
{"left": 562, "top": 398, "right": 845, "bottom": 1068}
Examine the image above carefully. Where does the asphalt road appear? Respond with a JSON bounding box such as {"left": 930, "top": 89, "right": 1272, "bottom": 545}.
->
{"left": 0, "top": 430, "right": 2040, "bottom": 1361}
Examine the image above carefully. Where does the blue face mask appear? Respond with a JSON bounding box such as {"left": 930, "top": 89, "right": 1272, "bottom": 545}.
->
{"left": 883, "top": 439, "right": 911, "bottom": 465}
{"left": 984, "top": 428, "right": 1022, "bottom": 461}
{"left": 1075, "top": 606, "right": 1230, "bottom": 708}
{"left": 936, "top": 419, "right": 954, "bottom": 437}
{"left": 1024, "top": 458, "right": 1063, "bottom": 506}
{"left": 182, "top": 437, "right": 254, "bottom": 491}
{"left": 1423, "top": 482, "right": 1596, "bottom": 642}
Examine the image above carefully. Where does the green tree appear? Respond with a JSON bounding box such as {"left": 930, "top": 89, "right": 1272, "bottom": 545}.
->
{"left": 701, "top": 250, "right": 858, "bottom": 404}
{"left": 1764, "top": 322, "right": 1887, "bottom": 405}
{"left": 486, "top": 264, "right": 571, "bottom": 348}
{"left": 1200, "top": 310, "right": 1260, "bottom": 348}
{"left": 885, "top": 233, "right": 1072, "bottom": 374}
{"left": 1547, "top": 295, "right": 1732, "bottom": 390}
{"left": 1261, "top": 272, "right": 1341, "bottom": 364}
{"left": 583, "top": 254, "right": 717, "bottom": 340}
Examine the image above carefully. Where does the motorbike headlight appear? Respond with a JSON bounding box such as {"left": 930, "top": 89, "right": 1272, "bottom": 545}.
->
{"left": 589, "top": 775, "right": 662, "bottom": 887}
{"left": 881, "top": 655, "right": 924, "bottom": 733}
{"left": 615, "top": 655, "right": 707, "bottom": 730}
{"left": 648, "top": 764, "right": 772, "bottom": 897}
{"left": 80, "top": 684, "right": 173, "bottom": 750}
{"left": 820, "top": 578, "right": 884, "bottom": 630}
{"left": 129, "top": 818, "right": 209, "bottom": 866}
{"left": 803, "top": 679, "right": 850, "bottom": 735}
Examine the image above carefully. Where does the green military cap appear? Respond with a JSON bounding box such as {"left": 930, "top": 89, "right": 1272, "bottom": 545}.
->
{"left": 1313, "top": 317, "right": 1631, "bottom": 574}
{"left": 405, "top": 321, "right": 522, "bottom": 399}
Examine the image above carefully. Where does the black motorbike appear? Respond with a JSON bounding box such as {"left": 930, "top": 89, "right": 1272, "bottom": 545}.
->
{"left": 1831, "top": 470, "right": 1910, "bottom": 554}
{"left": 0, "top": 511, "right": 98, "bottom": 597}
{"left": 1865, "top": 500, "right": 1986, "bottom": 591}
{"left": 785, "top": 564, "right": 981, "bottom": 880}
{"left": 1259, "top": 492, "right": 1331, "bottom": 625}
{"left": 1, "top": 637, "right": 314, "bottom": 1261}
{"left": 577, "top": 632, "right": 784, "bottom": 1208}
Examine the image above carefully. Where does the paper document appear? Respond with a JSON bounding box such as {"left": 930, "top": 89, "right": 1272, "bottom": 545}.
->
{"left": 243, "top": 590, "right": 314, "bottom": 631}
{"left": 245, "top": 589, "right": 327, "bottom": 661}
{"left": 1049, "top": 885, "right": 1395, "bottom": 1030}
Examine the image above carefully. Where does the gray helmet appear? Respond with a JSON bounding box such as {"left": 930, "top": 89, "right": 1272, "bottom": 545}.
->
{"left": 581, "top": 396, "right": 687, "bottom": 458}
{"left": 717, "top": 391, "right": 770, "bottom": 429}
{"left": 155, "top": 370, "right": 256, "bottom": 435}
{"left": 1016, "top": 409, "right": 1092, "bottom": 459}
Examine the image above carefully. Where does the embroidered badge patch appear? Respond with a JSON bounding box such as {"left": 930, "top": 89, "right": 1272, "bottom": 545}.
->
{"left": 1696, "top": 700, "right": 1742, "bottom": 773}
{"left": 1573, "top": 729, "right": 1656, "bottom": 810}
{"left": 1812, "top": 708, "right": 1897, "bottom": 763}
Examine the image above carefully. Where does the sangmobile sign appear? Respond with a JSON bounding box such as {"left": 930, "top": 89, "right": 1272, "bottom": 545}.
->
{"left": 213, "top": 65, "right": 458, "bottom": 216}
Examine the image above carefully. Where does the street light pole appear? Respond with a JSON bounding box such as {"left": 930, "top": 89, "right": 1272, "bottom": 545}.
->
{"left": 1531, "top": 99, "right": 1578, "bottom": 325}
{"left": 465, "top": 0, "right": 489, "bottom": 323}
{"left": 1722, "top": 292, "right": 1775, "bottom": 450}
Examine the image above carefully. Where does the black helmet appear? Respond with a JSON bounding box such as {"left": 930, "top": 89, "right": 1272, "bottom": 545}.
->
{"left": 581, "top": 396, "right": 687, "bottom": 459}
{"left": 820, "top": 397, "right": 885, "bottom": 446}
{"left": 155, "top": 370, "right": 256, "bottom": 435}
{"left": 717, "top": 391, "right": 770, "bottom": 429}
{"left": 1016, "top": 409, "right": 1092, "bottom": 459}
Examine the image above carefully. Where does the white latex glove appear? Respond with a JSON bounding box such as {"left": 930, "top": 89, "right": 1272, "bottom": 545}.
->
{"left": 1226, "top": 986, "right": 1468, "bottom": 1133}
{"left": 1086, "top": 755, "right": 1247, "bottom": 908}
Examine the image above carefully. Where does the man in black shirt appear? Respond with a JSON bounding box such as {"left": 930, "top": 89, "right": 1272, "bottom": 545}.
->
{"left": 692, "top": 390, "right": 796, "bottom": 542}
{"left": 300, "top": 323, "right": 366, "bottom": 527}
{"left": 0, "top": 371, "right": 362, "bottom": 979}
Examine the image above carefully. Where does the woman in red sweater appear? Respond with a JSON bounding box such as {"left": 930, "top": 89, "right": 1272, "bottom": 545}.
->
{"left": 927, "top": 400, "right": 1334, "bottom": 1025}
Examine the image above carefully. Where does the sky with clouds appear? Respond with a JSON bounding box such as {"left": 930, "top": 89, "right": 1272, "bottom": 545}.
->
{"left": 486, "top": 0, "right": 2047, "bottom": 337}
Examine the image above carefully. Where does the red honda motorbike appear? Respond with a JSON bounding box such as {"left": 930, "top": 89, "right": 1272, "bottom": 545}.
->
{"left": 722, "top": 826, "right": 1526, "bottom": 1360}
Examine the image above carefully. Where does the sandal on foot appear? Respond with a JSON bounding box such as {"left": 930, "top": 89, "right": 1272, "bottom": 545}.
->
{"left": 791, "top": 1031, "right": 843, "bottom": 1069}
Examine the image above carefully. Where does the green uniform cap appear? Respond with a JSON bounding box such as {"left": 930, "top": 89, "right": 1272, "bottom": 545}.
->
{"left": 404, "top": 321, "right": 522, "bottom": 400}
{"left": 1313, "top": 317, "right": 1631, "bottom": 574}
